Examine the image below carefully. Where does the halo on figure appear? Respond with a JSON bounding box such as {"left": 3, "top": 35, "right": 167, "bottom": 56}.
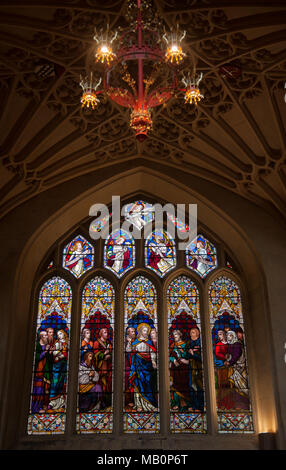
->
{"left": 136, "top": 322, "right": 151, "bottom": 336}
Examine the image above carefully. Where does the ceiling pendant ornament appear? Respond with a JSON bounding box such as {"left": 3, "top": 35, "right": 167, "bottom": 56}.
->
{"left": 130, "top": 105, "right": 153, "bottom": 139}
{"left": 80, "top": 0, "right": 204, "bottom": 141}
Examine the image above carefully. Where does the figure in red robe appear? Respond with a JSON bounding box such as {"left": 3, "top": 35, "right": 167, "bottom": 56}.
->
{"left": 93, "top": 328, "right": 113, "bottom": 408}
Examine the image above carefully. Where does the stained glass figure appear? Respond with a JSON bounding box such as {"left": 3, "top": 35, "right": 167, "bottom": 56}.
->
{"left": 167, "top": 212, "right": 190, "bottom": 233}
{"left": 28, "top": 277, "right": 72, "bottom": 435}
{"left": 104, "top": 229, "right": 135, "bottom": 278}
{"left": 89, "top": 213, "right": 111, "bottom": 235}
{"left": 77, "top": 277, "right": 115, "bottom": 434}
{"left": 123, "top": 200, "right": 154, "bottom": 231}
{"left": 209, "top": 276, "right": 253, "bottom": 433}
{"left": 145, "top": 229, "right": 176, "bottom": 277}
{"left": 186, "top": 234, "right": 217, "bottom": 278}
{"left": 167, "top": 276, "right": 206, "bottom": 433}
{"left": 63, "top": 235, "right": 94, "bottom": 278}
{"left": 124, "top": 276, "right": 159, "bottom": 433}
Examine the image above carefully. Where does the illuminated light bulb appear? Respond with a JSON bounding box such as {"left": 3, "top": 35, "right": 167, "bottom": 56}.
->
{"left": 184, "top": 87, "right": 204, "bottom": 105}
{"left": 95, "top": 44, "right": 116, "bottom": 66}
{"left": 100, "top": 45, "right": 109, "bottom": 54}
{"left": 163, "top": 27, "right": 186, "bottom": 65}
{"left": 165, "top": 44, "right": 185, "bottom": 65}
{"left": 80, "top": 91, "right": 99, "bottom": 109}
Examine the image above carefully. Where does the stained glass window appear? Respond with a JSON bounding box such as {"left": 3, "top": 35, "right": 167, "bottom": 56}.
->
{"left": 145, "top": 229, "right": 176, "bottom": 277}
{"left": 62, "top": 235, "right": 94, "bottom": 278}
{"left": 167, "top": 276, "right": 206, "bottom": 433}
{"left": 209, "top": 276, "right": 253, "bottom": 433}
{"left": 123, "top": 276, "right": 159, "bottom": 433}
{"left": 104, "top": 229, "right": 135, "bottom": 278}
{"left": 77, "top": 277, "right": 115, "bottom": 434}
{"left": 28, "top": 277, "right": 72, "bottom": 435}
{"left": 29, "top": 200, "right": 256, "bottom": 439}
{"left": 186, "top": 234, "right": 217, "bottom": 278}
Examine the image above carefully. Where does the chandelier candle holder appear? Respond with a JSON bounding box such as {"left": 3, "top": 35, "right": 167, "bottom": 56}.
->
{"left": 182, "top": 72, "right": 204, "bottom": 105}
{"left": 163, "top": 26, "right": 186, "bottom": 65}
{"left": 93, "top": 25, "right": 118, "bottom": 66}
{"left": 79, "top": 73, "right": 102, "bottom": 109}
{"left": 80, "top": 0, "right": 204, "bottom": 140}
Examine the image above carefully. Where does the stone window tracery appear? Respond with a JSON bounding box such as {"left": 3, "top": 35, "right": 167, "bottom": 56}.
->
{"left": 27, "top": 200, "right": 254, "bottom": 436}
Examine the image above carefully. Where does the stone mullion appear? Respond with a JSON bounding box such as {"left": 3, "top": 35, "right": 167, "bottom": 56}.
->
{"left": 201, "top": 281, "right": 218, "bottom": 435}
{"left": 158, "top": 274, "right": 168, "bottom": 437}
{"left": 113, "top": 276, "right": 124, "bottom": 436}
{"left": 65, "top": 274, "right": 81, "bottom": 437}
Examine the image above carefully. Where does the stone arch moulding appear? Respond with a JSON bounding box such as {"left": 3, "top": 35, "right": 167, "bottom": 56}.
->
{"left": 5, "top": 166, "right": 278, "bottom": 449}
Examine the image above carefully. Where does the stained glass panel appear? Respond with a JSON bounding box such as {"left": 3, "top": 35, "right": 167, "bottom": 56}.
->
{"left": 104, "top": 229, "right": 135, "bottom": 278}
{"left": 209, "top": 276, "right": 253, "bottom": 433}
{"left": 186, "top": 234, "right": 217, "bottom": 278}
{"left": 28, "top": 277, "right": 72, "bottom": 435}
{"left": 124, "top": 276, "right": 159, "bottom": 433}
{"left": 89, "top": 213, "right": 111, "bottom": 235}
{"left": 123, "top": 200, "right": 154, "bottom": 231}
{"left": 145, "top": 229, "right": 176, "bottom": 277}
{"left": 62, "top": 235, "right": 94, "bottom": 278}
{"left": 167, "top": 276, "right": 207, "bottom": 433}
{"left": 166, "top": 212, "right": 190, "bottom": 233}
{"left": 77, "top": 277, "right": 115, "bottom": 434}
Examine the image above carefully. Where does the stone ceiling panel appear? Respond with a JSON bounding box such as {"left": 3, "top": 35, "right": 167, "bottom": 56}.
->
{"left": 0, "top": 0, "right": 285, "bottom": 220}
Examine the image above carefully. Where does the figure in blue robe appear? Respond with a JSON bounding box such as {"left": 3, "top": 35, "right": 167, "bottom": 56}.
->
{"left": 127, "top": 323, "right": 158, "bottom": 411}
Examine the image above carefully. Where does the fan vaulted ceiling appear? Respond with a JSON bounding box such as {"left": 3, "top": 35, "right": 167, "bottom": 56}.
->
{"left": 0, "top": 1, "right": 285, "bottom": 220}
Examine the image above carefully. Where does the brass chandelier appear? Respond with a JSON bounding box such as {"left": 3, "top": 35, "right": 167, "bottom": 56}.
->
{"left": 80, "top": 0, "right": 204, "bottom": 142}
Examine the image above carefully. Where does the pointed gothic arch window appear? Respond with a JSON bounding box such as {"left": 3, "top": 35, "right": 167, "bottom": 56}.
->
{"left": 167, "top": 275, "right": 206, "bottom": 433}
{"left": 209, "top": 276, "right": 253, "bottom": 433}
{"left": 28, "top": 276, "right": 72, "bottom": 435}
{"left": 123, "top": 275, "right": 159, "bottom": 433}
{"left": 27, "top": 201, "right": 255, "bottom": 440}
{"left": 77, "top": 276, "right": 115, "bottom": 434}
